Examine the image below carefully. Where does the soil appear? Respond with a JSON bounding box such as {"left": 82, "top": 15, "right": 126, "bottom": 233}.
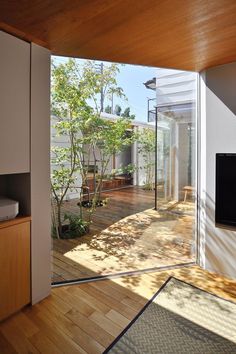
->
{"left": 77, "top": 200, "right": 106, "bottom": 208}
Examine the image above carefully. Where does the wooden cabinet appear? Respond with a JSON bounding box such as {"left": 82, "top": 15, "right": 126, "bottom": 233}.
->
{"left": 0, "top": 217, "right": 31, "bottom": 321}
{"left": 0, "top": 31, "right": 30, "bottom": 174}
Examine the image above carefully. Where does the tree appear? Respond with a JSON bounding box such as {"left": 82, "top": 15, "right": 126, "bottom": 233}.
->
{"left": 85, "top": 116, "right": 134, "bottom": 209}
{"left": 107, "top": 86, "right": 125, "bottom": 113}
{"left": 137, "top": 128, "right": 156, "bottom": 190}
{"left": 114, "top": 104, "right": 122, "bottom": 116}
{"left": 51, "top": 59, "right": 92, "bottom": 237}
{"left": 122, "top": 107, "right": 136, "bottom": 120}
{"left": 51, "top": 58, "right": 136, "bottom": 238}
{"left": 79, "top": 61, "right": 126, "bottom": 113}
{"left": 105, "top": 105, "right": 112, "bottom": 113}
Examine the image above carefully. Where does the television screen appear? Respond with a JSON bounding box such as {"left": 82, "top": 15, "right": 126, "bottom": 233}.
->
{"left": 215, "top": 153, "right": 236, "bottom": 227}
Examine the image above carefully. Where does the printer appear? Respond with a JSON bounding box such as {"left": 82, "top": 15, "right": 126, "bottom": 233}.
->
{"left": 0, "top": 197, "right": 19, "bottom": 222}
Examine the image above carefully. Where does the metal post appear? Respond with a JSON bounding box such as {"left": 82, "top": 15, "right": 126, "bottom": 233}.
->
{"left": 155, "top": 106, "right": 158, "bottom": 210}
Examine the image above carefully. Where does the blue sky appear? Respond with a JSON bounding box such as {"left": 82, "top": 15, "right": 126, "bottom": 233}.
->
{"left": 52, "top": 56, "right": 156, "bottom": 122}
{"left": 115, "top": 63, "right": 156, "bottom": 122}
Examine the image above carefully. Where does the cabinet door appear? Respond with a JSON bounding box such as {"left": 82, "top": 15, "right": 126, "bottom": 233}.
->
{"left": 0, "top": 221, "right": 30, "bottom": 321}
{"left": 0, "top": 31, "right": 30, "bottom": 174}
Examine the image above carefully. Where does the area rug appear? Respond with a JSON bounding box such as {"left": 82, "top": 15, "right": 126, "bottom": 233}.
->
{"left": 104, "top": 277, "right": 236, "bottom": 353}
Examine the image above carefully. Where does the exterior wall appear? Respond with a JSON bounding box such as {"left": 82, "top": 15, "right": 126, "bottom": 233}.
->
{"left": 132, "top": 127, "right": 139, "bottom": 186}
{"left": 51, "top": 117, "right": 115, "bottom": 199}
{"left": 131, "top": 125, "right": 155, "bottom": 187}
{"left": 51, "top": 116, "right": 82, "bottom": 200}
{"left": 116, "top": 147, "right": 131, "bottom": 170}
{"left": 134, "top": 129, "right": 147, "bottom": 186}
{"left": 176, "top": 123, "right": 190, "bottom": 198}
{"left": 51, "top": 115, "right": 155, "bottom": 194}
{"left": 199, "top": 62, "right": 236, "bottom": 279}
{"left": 155, "top": 68, "right": 197, "bottom": 201}
{"left": 84, "top": 144, "right": 113, "bottom": 175}
{"left": 155, "top": 68, "right": 196, "bottom": 106}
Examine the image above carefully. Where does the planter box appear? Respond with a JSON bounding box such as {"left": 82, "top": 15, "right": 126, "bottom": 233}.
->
{"left": 83, "top": 177, "right": 132, "bottom": 193}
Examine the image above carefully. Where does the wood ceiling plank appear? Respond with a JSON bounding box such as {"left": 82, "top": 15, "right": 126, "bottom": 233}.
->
{"left": 0, "top": 0, "right": 236, "bottom": 71}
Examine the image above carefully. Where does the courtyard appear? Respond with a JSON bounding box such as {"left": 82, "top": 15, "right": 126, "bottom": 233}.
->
{"left": 52, "top": 187, "right": 195, "bottom": 283}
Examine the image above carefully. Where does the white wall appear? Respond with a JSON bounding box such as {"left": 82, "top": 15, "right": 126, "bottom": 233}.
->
{"left": 132, "top": 126, "right": 153, "bottom": 187}
{"left": 0, "top": 31, "right": 30, "bottom": 174}
{"left": 200, "top": 62, "right": 236, "bottom": 279}
{"left": 51, "top": 116, "right": 82, "bottom": 200}
{"left": 31, "top": 44, "right": 51, "bottom": 304}
{"left": 177, "top": 123, "right": 190, "bottom": 197}
{"left": 155, "top": 68, "right": 197, "bottom": 201}
{"left": 156, "top": 68, "right": 197, "bottom": 106}
{"left": 0, "top": 32, "right": 51, "bottom": 305}
{"left": 116, "top": 147, "right": 131, "bottom": 170}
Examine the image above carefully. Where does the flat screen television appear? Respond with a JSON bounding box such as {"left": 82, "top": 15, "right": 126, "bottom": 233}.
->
{"left": 215, "top": 153, "right": 236, "bottom": 227}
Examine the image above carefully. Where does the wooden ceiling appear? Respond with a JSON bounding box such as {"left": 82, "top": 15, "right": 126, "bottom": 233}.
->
{"left": 1, "top": 0, "right": 236, "bottom": 72}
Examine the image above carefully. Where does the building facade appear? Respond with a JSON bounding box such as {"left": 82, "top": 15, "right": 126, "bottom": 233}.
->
{"left": 145, "top": 68, "right": 197, "bottom": 202}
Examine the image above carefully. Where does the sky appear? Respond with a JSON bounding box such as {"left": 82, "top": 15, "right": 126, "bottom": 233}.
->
{"left": 115, "top": 63, "right": 156, "bottom": 122}
{"left": 52, "top": 55, "right": 157, "bottom": 123}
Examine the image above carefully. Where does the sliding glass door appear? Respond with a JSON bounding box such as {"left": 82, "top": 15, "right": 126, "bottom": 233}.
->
{"left": 155, "top": 69, "right": 197, "bottom": 262}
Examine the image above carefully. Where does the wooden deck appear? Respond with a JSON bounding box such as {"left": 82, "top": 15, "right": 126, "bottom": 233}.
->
{"left": 52, "top": 187, "right": 195, "bottom": 283}
{"left": 1, "top": 265, "right": 236, "bottom": 353}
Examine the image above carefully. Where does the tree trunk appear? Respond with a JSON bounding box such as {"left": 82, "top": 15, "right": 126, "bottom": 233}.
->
{"left": 57, "top": 202, "right": 62, "bottom": 237}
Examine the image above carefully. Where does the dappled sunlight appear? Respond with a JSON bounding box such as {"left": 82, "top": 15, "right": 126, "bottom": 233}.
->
{"left": 4, "top": 265, "right": 236, "bottom": 354}
{"left": 110, "top": 265, "right": 236, "bottom": 308}
{"left": 60, "top": 202, "right": 194, "bottom": 279}
{"left": 107, "top": 277, "right": 236, "bottom": 353}
{"left": 52, "top": 188, "right": 196, "bottom": 282}
{"left": 152, "top": 278, "right": 236, "bottom": 345}
{"left": 52, "top": 187, "right": 155, "bottom": 281}
{"left": 164, "top": 200, "right": 195, "bottom": 216}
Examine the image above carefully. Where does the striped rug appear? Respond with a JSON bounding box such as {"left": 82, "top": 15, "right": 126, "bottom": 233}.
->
{"left": 104, "top": 277, "right": 236, "bottom": 353}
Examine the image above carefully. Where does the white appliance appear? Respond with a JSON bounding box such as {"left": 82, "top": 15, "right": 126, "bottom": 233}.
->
{"left": 0, "top": 197, "right": 19, "bottom": 221}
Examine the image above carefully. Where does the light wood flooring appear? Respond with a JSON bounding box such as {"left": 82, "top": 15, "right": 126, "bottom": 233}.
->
{"left": 1, "top": 265, "right": 236, "bottom": 353}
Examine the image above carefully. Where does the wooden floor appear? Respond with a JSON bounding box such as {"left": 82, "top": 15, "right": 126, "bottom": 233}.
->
{"left": 1, "top": 265, "right": 236, "bottom": 353}
{"left": 53, "top": 187, "right": 155, "bottom": 282}
{"left": 61, "top": 187, "right": 156, "bottom": 233}
{"left": 52, "top": 187, "right": 195, "bottom": 283}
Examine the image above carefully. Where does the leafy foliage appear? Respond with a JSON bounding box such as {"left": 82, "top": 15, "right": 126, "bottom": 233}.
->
{"left": 52, "top": 213, "right": 89, "bottom": 239}
{"left": 79, "top": 61, "right": 126, "bottom": 113}
{"left": 114, "top": 104, "right": 122, "bottom": 116}
{"left": 122, "top": 107, "right": 135, "bottom": 120}
{"left": 51, "top": 58, "right": 135, "bottom": 238}
{"left": 105, "top": 105, "right": 112, "bottom": 113}
{"left": 137, "top": 128, "right": 156, "bottom": 190}
{"left": 62, "top": 214, "right": 89, "bottom": 238}
{"left": 113, "top": 105, "right": 135, "bottom": 119}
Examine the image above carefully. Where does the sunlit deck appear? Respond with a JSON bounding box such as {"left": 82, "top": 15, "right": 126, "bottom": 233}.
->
{"left": 52, "top": 187, "right": 195, "bottom": 283}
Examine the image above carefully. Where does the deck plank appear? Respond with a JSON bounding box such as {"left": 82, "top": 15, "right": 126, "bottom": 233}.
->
{"left": 52, "top": 186, "right": 195, "bottom": 282}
